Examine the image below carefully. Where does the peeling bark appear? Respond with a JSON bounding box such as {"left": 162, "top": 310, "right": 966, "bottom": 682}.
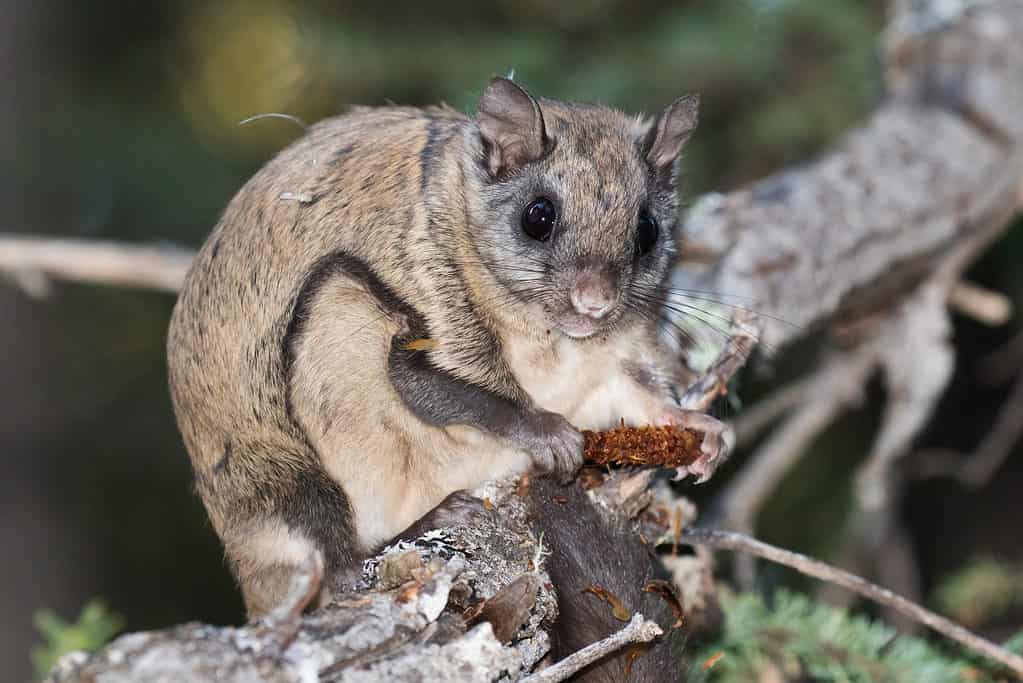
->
{"left": 47, "top": 482, "right": 554, "bottom": 683}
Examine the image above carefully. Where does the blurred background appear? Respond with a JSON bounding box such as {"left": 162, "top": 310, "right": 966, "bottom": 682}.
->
{"left": 3, "top": 0, "right": 1021, "bottom": 680}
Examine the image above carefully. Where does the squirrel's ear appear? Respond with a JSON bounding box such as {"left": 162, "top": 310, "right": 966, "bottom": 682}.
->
{"left": 476, "top": 77, "right": 547, "bottom": 177}
{"left": 643, "top": 94, "right": 699, "bottom": 171}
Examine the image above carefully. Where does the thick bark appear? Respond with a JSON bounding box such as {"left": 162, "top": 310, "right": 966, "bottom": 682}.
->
{"left": 676, "top": 1, "right": 1023, "bottom": 349}
{"left": 47, "top": 481, "right": 557, "bottom": 683}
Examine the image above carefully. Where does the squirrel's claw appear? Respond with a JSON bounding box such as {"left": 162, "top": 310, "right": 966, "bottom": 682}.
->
{"left": 657, "top": 407, "right": 730, "bottom": 484}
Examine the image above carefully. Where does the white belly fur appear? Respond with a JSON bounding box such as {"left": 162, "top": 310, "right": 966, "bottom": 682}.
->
{"left": 503, "top": 328, "right": 667, "bottom": 430}
{"left": 331, "top": 328, "right": 665, "bottom": 549}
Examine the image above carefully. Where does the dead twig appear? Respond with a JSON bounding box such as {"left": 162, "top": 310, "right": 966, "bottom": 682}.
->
{"left": 519, "top": 614, "right": 663, "bottom": 683}
{"left": 0, "top": 237, "right": 193, "bottom": 295}
{"left": 916, "top": 367, "right": 1023, "bottom": 487}
{"left": 730, "top": 377, "right": 813, "bottom": 447}
{"left": 832, "top": 152, "right": 1023, "bottom": 619}
{"left": 679, "top": 527, "right": 1023, "bottom": 678}
{"left": 855, "top": 282, "right": 954, "bottom": 512}
{"left": 948, "top": 280, "right": 1012, "bottom": 326}
{"left": 679, "top": 309, "right": 759, "bottom": 412}
{"left": 715, "top": 348, "right": 875, "bottom": 533}
{"left": 952, "top": 365, "right": 1023, "bottom": 485}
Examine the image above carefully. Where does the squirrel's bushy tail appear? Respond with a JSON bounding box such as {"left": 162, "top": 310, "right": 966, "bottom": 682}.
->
{"left": 527, "top": 476, "right": 685, "bottom": 682}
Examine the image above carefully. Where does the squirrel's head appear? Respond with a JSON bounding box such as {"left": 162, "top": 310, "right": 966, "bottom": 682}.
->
{"left": 467, "top": 77, "right": 698, "bottom": 340}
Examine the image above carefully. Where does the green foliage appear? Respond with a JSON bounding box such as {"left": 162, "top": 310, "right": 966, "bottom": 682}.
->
{"left": 694, "top": 589, "right": 1003, "bottom": 683}
{"left": 32, "top": 600, "right": 124, "bottom": 680}
{"left": 934, "top": 558, "right": 1023, "bottom": 628}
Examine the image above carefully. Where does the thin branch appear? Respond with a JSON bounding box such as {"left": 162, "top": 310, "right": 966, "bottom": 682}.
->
{"left": 680, "top": 527, "right": 1023, "bottom": 678}
{"left": 855, "top": 282, "right": 954, "bottom": 511}
{"left": 916, "top": 367, "right": 1023, "bottom": 487}
{"left": 519, "top": 614, "right": 663, "bottom": 683}
{"left": 729, "top": 377, "right": 813, "bottom": 447}
{"left": 961, "top": 371, "right": 1023, "bottom": 485}
{"left": 716, "top": 387, "right": 849, "bottom": 591}
{"left": 948, "top": 280, "right": 1013, "bottom": 326}
{"left": 715, "top": 348, "right": 876, "bottom": 533}
{"left": 0, "top": 237, "right": 193, "bottom": 294}
{"left": 679, "top": 309, "right": 759, "bottom": 413}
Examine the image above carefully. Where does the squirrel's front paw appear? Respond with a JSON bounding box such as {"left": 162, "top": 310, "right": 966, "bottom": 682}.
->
{"left": 515, "top": 410, "right": 584, "bottom": 484}
{"left": 658, "top": 407, "right": 730, "bottom": 484}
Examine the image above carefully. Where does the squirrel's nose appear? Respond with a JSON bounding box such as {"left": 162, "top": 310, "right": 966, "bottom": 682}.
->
{"left": 570, "top": 271, "right": 616, "bottom": 319}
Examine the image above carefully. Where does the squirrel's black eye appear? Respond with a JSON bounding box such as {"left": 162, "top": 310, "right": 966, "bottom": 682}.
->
{"left": 521, "top": 197, "right": 557, "bottom": 241}
{"left": 636, "top": 210, "right": 659, "bottom": 256}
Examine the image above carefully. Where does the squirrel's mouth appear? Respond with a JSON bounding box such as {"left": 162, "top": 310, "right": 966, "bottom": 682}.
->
{"left": 556, "top": 311, "right": 613, "bottom": 339}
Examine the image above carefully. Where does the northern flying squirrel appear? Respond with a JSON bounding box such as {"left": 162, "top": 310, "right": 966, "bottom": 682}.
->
{"left": 167, "top": 78, "right": 724, "bottom": 665}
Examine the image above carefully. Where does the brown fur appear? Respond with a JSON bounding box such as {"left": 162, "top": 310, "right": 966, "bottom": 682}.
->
{"left": 168, "top": 79, "right": 709, "bottom": 678}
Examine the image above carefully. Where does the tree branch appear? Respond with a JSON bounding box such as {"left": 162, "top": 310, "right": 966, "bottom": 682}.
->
{"left": 518, "top": 614, "right": 662, "bottom": 683}
{"left": 0, "top": 237, "right": 192, "bottom": 295}
{"left": 46, "top": 482, "right": 559, "bottom": 683}
{"left": 679, "top": 527, "right": 1023, "bottom": 678}
{"left": 714, "top": 347, "right": 876, "bottom": 534}
{"left": 916, "top": 367, "right": 1023, "bottom": 487}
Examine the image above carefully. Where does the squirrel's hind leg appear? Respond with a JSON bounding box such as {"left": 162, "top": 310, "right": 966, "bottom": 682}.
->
{"left": 206, "top": 439, "right": 359, "bottom": 618}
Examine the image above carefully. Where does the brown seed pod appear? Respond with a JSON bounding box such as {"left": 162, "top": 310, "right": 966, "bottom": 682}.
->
{"left": 582, "top": 423, "right": 703, "bottom": 469}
